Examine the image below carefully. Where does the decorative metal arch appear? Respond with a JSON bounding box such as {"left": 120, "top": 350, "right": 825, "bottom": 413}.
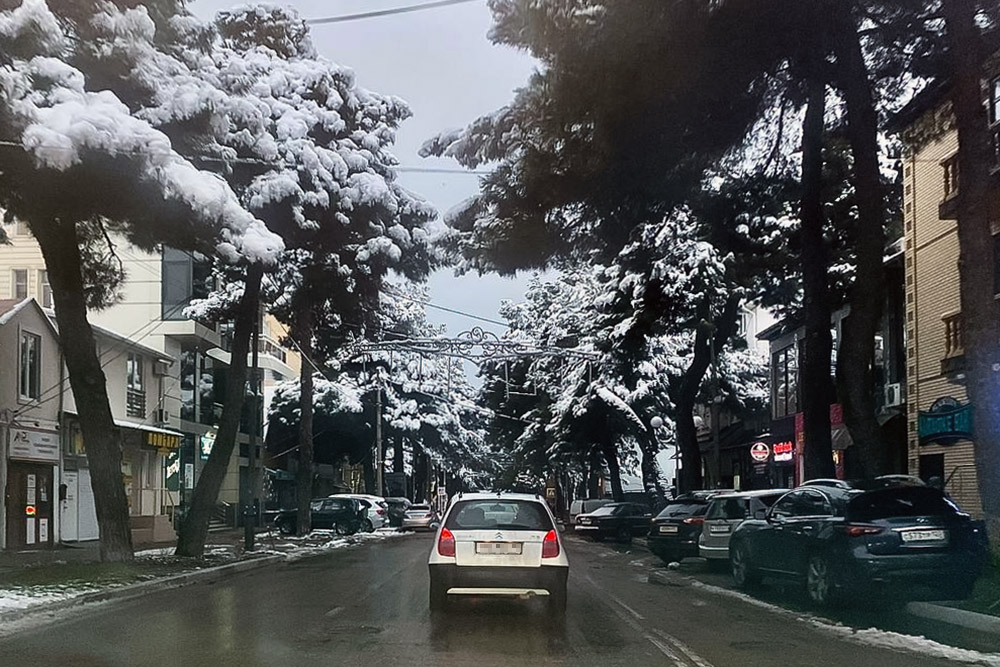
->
{"left": 349, "top": 327, "right": 600, "bottom": 366}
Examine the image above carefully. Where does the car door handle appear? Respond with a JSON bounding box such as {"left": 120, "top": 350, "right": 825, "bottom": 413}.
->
{"left": 800, "top": 525, "right": 814, "bottom": 532}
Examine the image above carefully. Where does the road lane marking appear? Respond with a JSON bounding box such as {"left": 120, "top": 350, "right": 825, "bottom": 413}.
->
{"left": 581, "top": 572, "right": 715, "bottom": 667}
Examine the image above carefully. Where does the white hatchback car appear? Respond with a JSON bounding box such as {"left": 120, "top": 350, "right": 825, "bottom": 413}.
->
{"left": 427, "top": 493, "right": 569, "bottom": 614}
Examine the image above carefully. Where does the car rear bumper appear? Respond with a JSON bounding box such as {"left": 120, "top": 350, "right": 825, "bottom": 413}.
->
{"left": 699, "top": 543, "right": 729, "bottom": 560}
{"left": 402, "top": 518, "right": 436, "bottom": 530}
{"left": 647, "top": 535, "right": 700, "bottom": 558}
{"left": 429, "top": 564, "right": 568, "bottom": 596}
{"left": 847, "top": 553, "right": 984, "bottom": 594}
{"left": 573, "top": 525, "right": 608, "bottom": 536}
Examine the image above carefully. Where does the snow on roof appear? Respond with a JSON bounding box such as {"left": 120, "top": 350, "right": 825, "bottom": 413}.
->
{"left": 0, "top": 298, "right": 32, "bottom": 326}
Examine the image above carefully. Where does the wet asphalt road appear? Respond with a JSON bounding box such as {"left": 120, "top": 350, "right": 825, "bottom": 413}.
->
{"left": 0, "top": 533, "right": 996, "bottom": 667}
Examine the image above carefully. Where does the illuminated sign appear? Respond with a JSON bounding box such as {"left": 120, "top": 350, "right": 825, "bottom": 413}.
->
{"left": 25, "top": 505, "right": 36, "bottom": 516}
{"left": 146, "top": 431, "right": 180, "bottom": 453}
{"left": 750, "top": 442, "right": 770, "bottom": 462}
{"left": 773, "top": 441, "right": 794, "bottom": 462}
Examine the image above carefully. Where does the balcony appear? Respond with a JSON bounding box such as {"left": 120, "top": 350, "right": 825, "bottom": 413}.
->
{"left": 939, "top": 155, "right": 961, "bottom": 220}
{"left": 941, "top": 311, "right": 965, "bottom": 375}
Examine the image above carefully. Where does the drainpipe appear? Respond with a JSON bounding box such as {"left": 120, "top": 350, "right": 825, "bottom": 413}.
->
{"left": 56, "top": 349, "right": 66, "bottom": 545}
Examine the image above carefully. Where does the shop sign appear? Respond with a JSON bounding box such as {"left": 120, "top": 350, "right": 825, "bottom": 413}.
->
{"left": 145, "top": 431, "right": 180, "bottom": 453}
{"left": 918, "top": 397, "right": 973, "bottom": 446}
{"left": 773, "top": 441, "right": 794, "bottom": 463}
{"left": 750, "top": 442, "right": 770, "bottom": 462}
{"left": 9, "top": 428, "right": 59, "bottom": 463}
{"left": 200, "top": 432, "right": 216, "bottom": 460}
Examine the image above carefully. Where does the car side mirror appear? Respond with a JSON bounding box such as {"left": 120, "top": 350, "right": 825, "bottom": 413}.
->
{"left": 766, "top": 510, "right": 784, "bottom": 524}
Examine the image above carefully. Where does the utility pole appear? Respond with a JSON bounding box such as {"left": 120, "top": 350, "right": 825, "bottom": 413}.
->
{"left": 244, "top": 307, "right": 261, "bottom": 551}
{"left": 375, "top": 380, "right": 383, "bottom": 497}
{"left": 709, "top": 326, "right": 722, "bottom": 489}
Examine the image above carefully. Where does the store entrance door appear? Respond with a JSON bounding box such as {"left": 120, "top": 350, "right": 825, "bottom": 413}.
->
{"left": 5, "top": 461, "right": 54, "bottom": 549}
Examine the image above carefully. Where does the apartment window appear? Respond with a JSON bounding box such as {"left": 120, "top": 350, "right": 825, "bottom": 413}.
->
{"left": 12, "top": 268, "right": 27, "bottom": 300}
{"left": 38, "top": 270, "right": 51, "bottom": 308}
{"left": 772, "top": 344, "right": 799, "bottom": 419}
{"left": 14, "top": 219, "right": 29, "bottom": 236}
{"left": 161, "top": 248, "right": 213, "bottom": 321}
{"left": 942, "top": 155, "right": 959, "bottom": 199}
{"left": 19, "top": 331, "right": 41, "bottom": 400}
{"left": 126, "top": 353, "right": 146, "bottom": 418}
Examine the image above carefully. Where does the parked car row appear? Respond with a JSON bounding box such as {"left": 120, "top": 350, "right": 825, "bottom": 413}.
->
{"left": 271, "top": 493, "right": 441, "bottom": 535}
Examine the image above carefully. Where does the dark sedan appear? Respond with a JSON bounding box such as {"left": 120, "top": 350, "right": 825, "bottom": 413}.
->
{"left": 273, "top": 497, "right": 364, "bottom": 535}
{"left": 729, "top": 484, "right": 989, "bottom": 606}
{"left": 574, "top": 502, "right": 652, "bottom": 543}
{"left": 647, "top": 490, "right": 733, "bottom": 564}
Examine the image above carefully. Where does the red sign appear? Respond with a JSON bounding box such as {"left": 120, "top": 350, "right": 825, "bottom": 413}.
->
{"left": 750, "top": 442, "right": 770, "bottom": 462}
{"left": 25, "top": 505, "right": 36, "bottom": 516}
{"left": 773, "top": 441, "right": 794, "bottom": 462}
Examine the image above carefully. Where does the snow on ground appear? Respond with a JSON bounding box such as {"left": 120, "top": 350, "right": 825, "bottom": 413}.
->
{"left": 684, "top": 579, "right": 1000, "bottom": 666}
{"left": 0, "top": 587, "right": 98, "bottom": 615}
{"left": 260, "top": 527, "right": 409, "bottom": 562}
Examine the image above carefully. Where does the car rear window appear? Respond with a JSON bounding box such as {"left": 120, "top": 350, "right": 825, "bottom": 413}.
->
{"left": 656, "top": 502, "right": 707, "bottom": 519}
{"left": 847, "top": 487, "right": 961, "bottom": 522}
{"left": 707, "top": 498, "right": 746, "bottom": 520}
{"left": 445, "top": 500, "right": 554, "bottom": 531}
{"left": 409, "top": 505, "right": 430, "bottom": 511}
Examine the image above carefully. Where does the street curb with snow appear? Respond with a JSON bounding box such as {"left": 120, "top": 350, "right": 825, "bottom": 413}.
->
{"left": 0, "top": 554, "right": 284, "bottom": 633}
{"left": 906, "top": 601, "right": 1000, "bottom": 636}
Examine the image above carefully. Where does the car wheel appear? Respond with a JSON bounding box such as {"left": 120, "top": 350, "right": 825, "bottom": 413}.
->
{"left": 616, "top": 525, "right": 632, "bottom": 544}
{"left": 548, "top": 582, "right": 567, "bottom": 615}
{"left": 429, "top": 575, "right": 448, "bottom": 612}
{"left": 806, "top": 554, "right": 838, "bottom": 607}
{"left": 334, "top": 522, "right": 351, "bottom": 536}
{"left": 363, "top": 519, "right": 374, "bottom": 533}
{"left": 730, "top": 542, "right": 761, "bottom": 589}
{"left": 277, "top": 520, "right": 294, "bottom": 536}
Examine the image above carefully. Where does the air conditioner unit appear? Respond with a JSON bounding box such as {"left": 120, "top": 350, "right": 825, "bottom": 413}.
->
{"left": 884, "top": 382, "right": 904, "bottom": 408}
{"left": 154, "top": 408, "right": 169, "bottom": 425}
{"left": 152, "top": 360, "right": 172, "bottom": 377}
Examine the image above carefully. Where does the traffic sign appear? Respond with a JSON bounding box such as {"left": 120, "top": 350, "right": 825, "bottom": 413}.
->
{"left": 25, "top": 505, "right": 36, "bottom": 516}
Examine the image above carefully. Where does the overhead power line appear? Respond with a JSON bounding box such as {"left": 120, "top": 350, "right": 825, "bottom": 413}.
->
{"left": 381, "top": 286, "right": 508, "bottom": 328}
{"left": 306, "top": 0, "right": 481, "bottom": 26}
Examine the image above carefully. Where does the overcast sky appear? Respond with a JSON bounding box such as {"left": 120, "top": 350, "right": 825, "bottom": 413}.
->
{"left": 190, "top": 0, "right": 539, "bottom": 343}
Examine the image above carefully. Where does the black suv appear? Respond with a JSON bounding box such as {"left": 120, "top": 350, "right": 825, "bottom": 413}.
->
{"left": 729, "top": 484, "right": 989, "bottom": 606}
{"left": 647, "top": 491, "right": 734, "bottom": 564}
{"left": 273, "top": 497, "right": 364, "bottom": 535}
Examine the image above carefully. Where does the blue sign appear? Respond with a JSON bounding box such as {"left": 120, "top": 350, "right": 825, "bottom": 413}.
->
{"left": 918, "top": 397, "right": 973, "bottom": 446}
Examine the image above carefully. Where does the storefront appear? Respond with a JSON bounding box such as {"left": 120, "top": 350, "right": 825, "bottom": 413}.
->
{"left": 5, "top": 426, "right": 59, "bottom": 549}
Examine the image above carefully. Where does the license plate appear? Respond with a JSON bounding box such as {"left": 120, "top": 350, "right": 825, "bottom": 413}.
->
{"left": 475, "top": 541, "right": 523, "bottom": 555}
{"left": 659, "top": 525, "right": 678, "bottom": 534}
{"left": 709, "top": 524, "right": 730, "bottom": 534}
{"left": 901, "top": 529, "right": 946, "bottom": 543}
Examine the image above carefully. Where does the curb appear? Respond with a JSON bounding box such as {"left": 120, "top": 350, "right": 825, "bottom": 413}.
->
{"left": 0, "top": 553, "right": 284, "bottom": 632}
{"left": 906, "top": 601, "right": 1000, "bottom": 636}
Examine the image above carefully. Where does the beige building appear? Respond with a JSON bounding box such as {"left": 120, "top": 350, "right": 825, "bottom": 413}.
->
{"left": 0, "top": 218, "right": 299, "bottom": 541}
{"left": 894, "top": 59, "right": 1000, "bottom": 517}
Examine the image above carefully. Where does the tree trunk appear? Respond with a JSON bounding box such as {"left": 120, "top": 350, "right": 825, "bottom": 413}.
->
{"left": 176, "top": 264, "right": 263, "bottom": 557}
{"left": 799, "top": 72, "right": 837, "bottom": 481}
{"left": 296, "top": 306, "right": 314, "bottom": 536}
{"left": 833, "top": 3, "right": 888, "bottom": 478}
{"left": 943, "top": 0, "right": 1000, "bottom": 536}
{"left": 414, "top": 442, "right": 428, "bottom": 503}
{"left": 34, "top": 219, "right": 133, "bottom": 562}
{"left": 600, "top": 437, "right": 625, "bottom": 502}
{"left": 671, "top": 295, "right": 740, "bottom": 492}
{"left": 638, "top": 429, "right": 666, "bottom": 509}
{"left": 394, "top": 435, "right": 404, "bottom": 474}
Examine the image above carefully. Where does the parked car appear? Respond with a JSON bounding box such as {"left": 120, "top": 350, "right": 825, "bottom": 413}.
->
{"left": 273, "top": 497, "right": 365, "bottom": 536}
{"left": 574, "top": 502, "right": 652, "bottom": 543}
{"left": 384, "top": 497, "right": 412, "bottom": 527}
{"left": 569, "top": 498, "right": 612, "bottom": 526}
{"left": 332, "top": 494, "right": 388, "bottom": 531}
{"left": 728, "top": 484, "right": 989, "bottom": 606}
{"left": 427, "top": 493, "right": 568, "bottom": 614}
{"left": 698, "top": 489, "right": 789, "bottom": 566}
{"left": 647, "top": 490, "right": 734, "bottom": 564}
{"left": 402, "top": 503, "right": 440, "bottom": 531}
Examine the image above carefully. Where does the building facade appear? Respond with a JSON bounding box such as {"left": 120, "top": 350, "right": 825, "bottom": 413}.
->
{"left": 0, "top": 219, "right": 299, "bottom": 544}
{"left": 892, "top": 54, "right": 1000, "bottom": 517}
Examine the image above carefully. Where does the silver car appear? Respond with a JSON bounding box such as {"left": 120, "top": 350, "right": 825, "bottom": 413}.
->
{"left": 698, "top": 489, "right": 789, "bottom": 564}
{"left": 402, "top": 503, "right": 440, "bottom": 531}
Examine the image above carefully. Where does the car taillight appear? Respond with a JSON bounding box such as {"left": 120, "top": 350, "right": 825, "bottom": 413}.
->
{"left": 376, "top": 508, "right": 386, "bottom": 516}
{"left": 438, "top": 527, "right": 456, "bottom": 557}
{"left": 541, "top": 530, "right": 560, "bottom": 558}
{"left": 683, "top": 517, "right": 705, "bottom": 525}
{"left": 843, "top": 524, "right": 884, "bottom": 538}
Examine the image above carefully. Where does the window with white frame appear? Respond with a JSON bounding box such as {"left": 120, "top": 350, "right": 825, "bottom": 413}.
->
{"left": 991, "top": 76, "right": 1000, "bottom": 125}
{"left": 12, "top": 268, "right": 27, "bottom": 300}
{"left": 38, "top": 269, "right": 51, "bottom": 308}
{"left": 19, "top": 331, "right": 41, "bottom": 400}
